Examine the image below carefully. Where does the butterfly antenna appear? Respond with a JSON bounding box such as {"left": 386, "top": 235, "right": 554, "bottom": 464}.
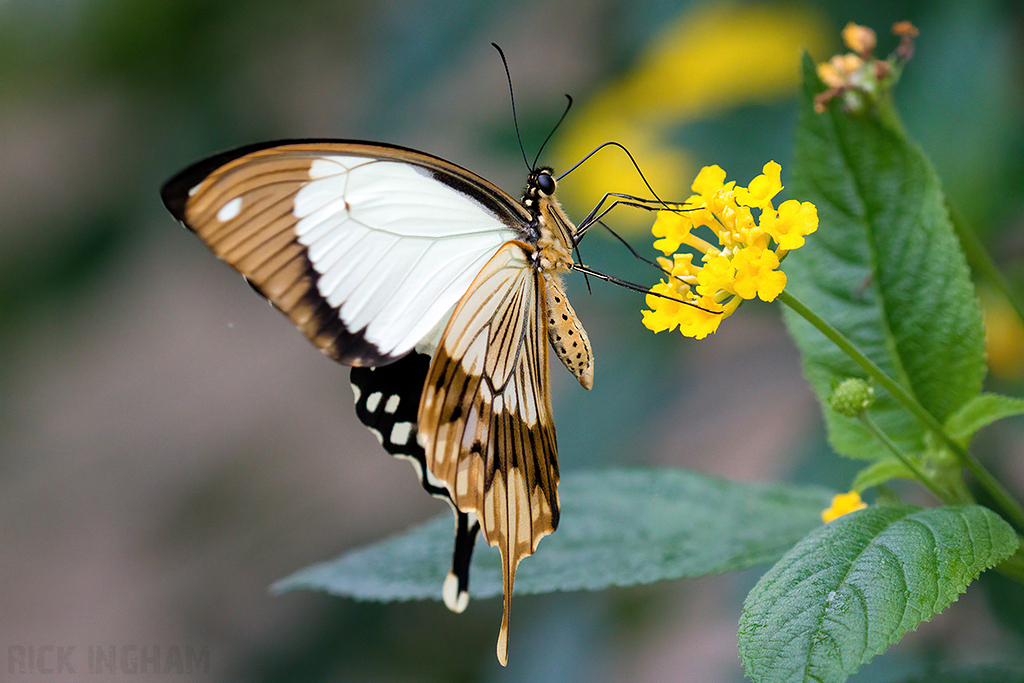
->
{"left": 558, "top": 141, "right": 667, "bottom": 208}
{"left": 492, "top": 43, "right": 531, "bottom": 171}
{"left": 573, "top": 243, "right": 594, "bottom": 294}
{"left": 532, "top": 94, "right": 573, "bottom": 170}
{"left": 571, "top": 264, "right": 717, "bottom": 313}
{"left": 598, "top": 220, "right": 672, "bottom": 277}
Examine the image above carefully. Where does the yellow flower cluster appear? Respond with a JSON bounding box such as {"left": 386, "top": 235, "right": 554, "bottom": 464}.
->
{"left": 641, "top": 162, "right": 818, "bottom": 339}
{"left": 822, "top": 491, "right": 867, "bottom": 523}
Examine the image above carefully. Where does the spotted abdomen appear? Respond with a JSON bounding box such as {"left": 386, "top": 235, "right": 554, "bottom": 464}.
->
{"left": 544, "top": 277, "right": 594, "bottom": 390}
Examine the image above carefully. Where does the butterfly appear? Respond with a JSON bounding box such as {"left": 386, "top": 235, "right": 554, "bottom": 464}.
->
{"left": 161, "top": 139, "right": 597, "bottom": 665}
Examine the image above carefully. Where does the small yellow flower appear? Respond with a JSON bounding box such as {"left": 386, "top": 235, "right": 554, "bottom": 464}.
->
{"left": 732, "top": 247, "right": 786, "bottom": 301}
{"left": 822, "top": 491, "right": 867, "bottom": 523}
{"left": 761, "top": 200, "right": 819, "bottom": 252}
{"left": 641, "top": 162, "right": 817, "bottom": 339}
{"left": 814, "top": 21, "right": 919, "bottom": 113}
{"left": 817, "top": 54, "right": 864, "bottom": 89}
{"left": 841, "top": 22, "right": 877, "bottom": 58}
{"left": 735, "top": 160, "right": 783, "bottom": 209}
{"left": 696, "top": 254, "right": 736, "bottom": 295}
{"left": 892, "top": 21, "right": 920, "bottom": 61}
{"left": 692, "top": 164, "right": 728, "bottom": 196}
{"left": 651, "top": 210, "right": 690, "bottom": 255}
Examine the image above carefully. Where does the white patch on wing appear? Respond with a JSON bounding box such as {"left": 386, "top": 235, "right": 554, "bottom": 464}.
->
{"left": 216, "top": 197, "right": 243, "bottom": 222}
{"left": 291, "top": 155, "right": 516, "bottom": 360}
{"left": 294, "top": 198, "right": 352, "bottom": 254}
{"left": 307, "top": 156, "right": 365, "bottom": 180}
{"left": 384, "top": 395, "right": 400, "bottom": 413}
{"left": 365, "top": 392, "right": 382, "bottom": 412}
{"left": 443, "top": 573, "right": 469, "bottom": 613}
{"left": 319, "top": 231, "right": 400, "bottom": 309}
{"left": 390, "top": 422, "right": 413, "bottom": 446}
{"left": 414, "top": 303, "right": 455, "bottom": 357}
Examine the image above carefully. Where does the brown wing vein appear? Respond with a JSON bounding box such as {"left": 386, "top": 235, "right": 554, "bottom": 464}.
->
{"left": 417, "top": 241, "right": 558, "bottom": 666}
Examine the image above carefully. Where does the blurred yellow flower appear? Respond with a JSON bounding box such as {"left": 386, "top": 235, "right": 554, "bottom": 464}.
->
{"left": 814, "top": 21, "right": 919, "bottom": 113}
{"left": 841, "top": 22, "right": 877, "bottom": 57}
{"left": 980, "top": 288, "right": 1024, "bottom": 381}
{"left": 817, "top": 53, "right": 864, "bottom": 89}
{"left": 553, "top": 4, "right": 831, "bottom": 224}
{"left": 641, "top": 162, "right": 817, "bottom": 339}
{"left": 822, "top": 491, "right": 867, "bottom": 523}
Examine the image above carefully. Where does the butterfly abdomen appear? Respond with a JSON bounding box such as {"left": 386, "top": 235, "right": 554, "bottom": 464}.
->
{"left": 544, "top": 277, "right": 594, "bottom": 389}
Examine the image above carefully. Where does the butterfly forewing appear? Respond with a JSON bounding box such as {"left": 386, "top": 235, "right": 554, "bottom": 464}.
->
{"left": 162, "top": 141, "right": 526, "bottom": 366}
{"left": 417, "top": 240, "right": 559, "bottom": 666}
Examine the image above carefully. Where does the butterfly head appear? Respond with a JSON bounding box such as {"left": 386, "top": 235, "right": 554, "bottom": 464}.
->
{"left": 523, "top": 167, "right": 557, "bottom": 209}
{"left": 534, "top": 168, "right": 556, "bottom": 196}
{"left": 520, "top": 166, "right": 582, "bottom": 273}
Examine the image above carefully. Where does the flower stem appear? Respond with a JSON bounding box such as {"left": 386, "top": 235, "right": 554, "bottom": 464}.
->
{"left": 874, "top": 89, "right": 908, "bottom": 139}
{"left": 997, "top": 546, "right": 1024, "bottom": 585}
{"left": 948, "top": 203, "right": 1024, "bottom": 324}
{"left": 857, "top": 413, "right": 957, "bottom": 504}
{"left": 779, "top": 290, "right": 1024, "bottom": 532}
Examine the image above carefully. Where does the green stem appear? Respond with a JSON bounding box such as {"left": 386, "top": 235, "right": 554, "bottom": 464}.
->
{"left": 873, "top": 89, "right": 908, "bottom": 139}
{"left": 857, "top": 413, "right": 957, "bottom": 504}
{"left": 996, "top": 545, "right": 1024, "bottom": 585}
{"left": 948, "top": 204, "right": 1024, "bottom": 324}
{"left": 779, "top": 290, "right": 1024, "bottom": 532}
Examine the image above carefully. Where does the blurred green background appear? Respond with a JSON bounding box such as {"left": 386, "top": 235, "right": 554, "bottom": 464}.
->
{"left": 2, "top": 0, "right": 1021, "bottom": 681}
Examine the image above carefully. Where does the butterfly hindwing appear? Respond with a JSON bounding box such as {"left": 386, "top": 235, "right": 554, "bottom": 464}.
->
{"left": 417, "top": 240, "right": 559, "bottom": 666}
{"left": 349, "top": 353, "right": 481, "bottom": 612}
{"left": 350, "top": 352, "right": 436, "bottom": 487}
{"left": 161, "top": 141, "right": 526, "bottom": 366}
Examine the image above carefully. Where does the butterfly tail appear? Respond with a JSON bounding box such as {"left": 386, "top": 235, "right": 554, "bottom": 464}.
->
{"left": 442, "top": 511, "right": 479, "bottom": 613}
{"left": 496, "top": 545, "right": 520, "bottom": 667}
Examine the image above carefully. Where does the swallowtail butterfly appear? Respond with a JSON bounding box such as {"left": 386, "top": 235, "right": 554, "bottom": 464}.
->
{"left": 161, "top": 139, "right": 597, "bottom": 665}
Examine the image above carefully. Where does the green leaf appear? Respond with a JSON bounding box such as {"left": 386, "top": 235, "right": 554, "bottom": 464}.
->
{"left": 898, "top": 665, "right": 1024, "bottom": 683}
{"left": 738, "top": 504, "right": 1018, "bottom": 683}
{"left": 273, "top": 468, "right": 834, "bottom": 601}
{"left": 945, "top": 393, "right": 1024, "bottom": 442}
{"left": 782, "top": 55, "right": 985, "bottom": 460}
{"left": 851, "top": 458, "right": 916, "bottom": 491}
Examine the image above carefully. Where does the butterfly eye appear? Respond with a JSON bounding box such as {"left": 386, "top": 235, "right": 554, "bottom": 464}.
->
{"left": 536, "top": 172, "right": 555, "bottom": 195}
